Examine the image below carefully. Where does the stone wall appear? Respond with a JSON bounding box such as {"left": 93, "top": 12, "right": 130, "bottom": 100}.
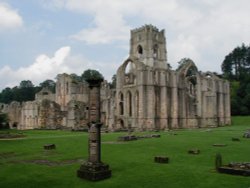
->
{"left": 67, "top": 100, "right": 88, "bottom": 130}
{"left": 1, "top": 25, "right": 231, "bottom": 131}
{"left": 113, "top": 25, "right": 231, "bottom": 131}
{"left": 21, "top": 101, "right": 39, "bottom": 129}
{"left": 1, "top": 73, "right": 90, "bottom": 130}
{"left": 35, "top": 87, "right": 55, "bottom": 102}
{"left": 56, "top": 73, "right": 88, "bottom": 111}
{"left": 5, "top": 102, "right": 22, "bottom": 129}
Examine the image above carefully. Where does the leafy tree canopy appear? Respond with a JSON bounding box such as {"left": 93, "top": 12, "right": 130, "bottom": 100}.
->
{"left": 81, "top": 69, "right": 104, "bottom": 81}
{"left": 109, "top": 74, "right": 116, "bottom": 89}
{"left": 39, "top": 79, "right": 56, "bottom": 93}
{"left": 70, "top": 74, "right": 82, "bottom": 82}
{"left": 0, "top": 113, "right": 9, "bottom": 129}
{"left": 222, "top": 43, "right": 250, "bottom": 115}
{"left": 221, "top": 43, "right": 250, "bottom": 81}
{"left": 19, "top": 80, "right": 34, "bottom": 88}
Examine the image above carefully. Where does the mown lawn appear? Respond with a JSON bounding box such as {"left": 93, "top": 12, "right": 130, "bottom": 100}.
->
{"left": 0, "top": 116, "right": 249, "bottom": 188}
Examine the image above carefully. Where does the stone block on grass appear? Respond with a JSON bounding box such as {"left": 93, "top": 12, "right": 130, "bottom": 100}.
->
{"left": 154, "top": 156, "right": 169, "bottom": 164}
{"left": 188, "top": 149, "right": 200, "bottom": 155}
{"left": 44, "top": 144, "right": 56, "bottom": 150}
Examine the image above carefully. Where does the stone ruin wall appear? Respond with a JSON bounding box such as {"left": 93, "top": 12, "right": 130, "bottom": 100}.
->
{"left": 0, "top": 25, "right": 231, "bottom": 131}
{"left": 113, "top": 60, "right": 231, "bottom": 131}
{"left": 0, "top": 73, "right": 90, "bottom": 130}
{"left": 0, "top": 101, "right": 22, "bottom": 129}
{"left": 56, "top": 73, "right": 88, "bottom": 111}
{"left": 109, "top": 25, "right": 231, "bottom": 131}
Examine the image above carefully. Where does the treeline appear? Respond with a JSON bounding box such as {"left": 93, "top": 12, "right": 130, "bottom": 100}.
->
{"left": 0, "top": 79, "right": 56, "bottom": 104}
{"left": 0, "top": 69, "right": 108, "bottom": 104}
{"left": 0, "top": 113, "right": 9, "bottom": 129}
{"left": 221, "top": 43, "right": 250, "bottom": 115}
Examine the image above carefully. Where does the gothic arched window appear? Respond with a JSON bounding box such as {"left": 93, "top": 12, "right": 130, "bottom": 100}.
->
{"left": 127, "top": 91, "right": 132, "bottom": 117}
{"left": 135, "top": 91, "right": 139, "bottom": 117}
{"left": 119, "top": 92, "right": 124, "bottom": 115}
{"left": 137, "top": 45, "right": 143, "bottom": 58}
{"left": 124, "top": 61, "right": 136, "bottom": 85}
{"left": 125, "top": 61, "right": 133, "bottom": 74}
{"left": 153, "top": 44, "right": 158, "bottom": 58}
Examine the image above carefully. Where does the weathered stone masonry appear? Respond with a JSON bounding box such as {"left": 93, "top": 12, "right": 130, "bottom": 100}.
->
{"left": 0, "top": 25, "right": 231, "bottom": 130}
{"left": 110, "top": 25, "right": 230, "bottom": 131}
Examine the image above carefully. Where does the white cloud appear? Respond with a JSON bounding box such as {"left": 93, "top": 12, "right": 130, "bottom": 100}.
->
{"left": 0, "top": 3, "right": 23, "bottom": 31}
{"left": 69, "top": 1, "right": 132, "bottom": 44}
{"left": 40, "top": 0, "right": 250, "bottom": 73}
{"left": 70, "top": 14, "right": 130, "bottom": 44}
{"left": 60, "top": 0, "right": 203, "bottom": 44}
{"left": 0, "top": 46, "right": 71, "bottom": 89}
{"left": 0, "top": 46, "right": 117, "bottom": 90}
{"left": 48, "top": 2, "right": 247, "bottom": 40}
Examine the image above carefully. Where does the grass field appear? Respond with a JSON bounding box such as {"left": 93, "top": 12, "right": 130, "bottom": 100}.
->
{"left": 0, "top": 116, "right": 249, "bottom": 188}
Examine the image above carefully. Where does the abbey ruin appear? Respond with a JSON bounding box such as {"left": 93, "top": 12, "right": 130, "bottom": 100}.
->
{"left": 0, "top": 25, "right": 231, "bottom": 131}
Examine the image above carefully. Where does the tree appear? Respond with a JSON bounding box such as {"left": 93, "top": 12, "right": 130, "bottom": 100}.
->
{"left": 0, "top": 80, "right": 37, "bottom": 103}
{"left": 19, "top": 80, "right": 34, "bottom": 88}
{"left": 0, "top": 79, "right": 50, "bottom": 104}
{"left": 12, "top": 85, "right": 36, "bottom": 102}
{"left": 221, "top": 44, "right": 250, "bottom": 81}
{"left": 39, "top": 79, "right": 56, "bottom": 93}
{"left": 70, "top": 73, "right": 82, "bottom": 82}
{"left": 0, "top": 87, "right": 13, "bottom": 104}
{"left": 222, "top": 44, "right": 250, "bottom": 115}
{"left": 81, "top": 69, "right": 104, "bottom": 81}
{"left": 0, "top": 113, "right": 9, "bottom": 129}
{"left": 109, "top": 74, "right": 116, "bottom": 88}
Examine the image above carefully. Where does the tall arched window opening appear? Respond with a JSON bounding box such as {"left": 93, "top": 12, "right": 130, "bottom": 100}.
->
{"left": 153, "top": 44, "right": 158, "bottom": 58}
{"left": 119, "top": 93, "right": 124, "bottom": 115}
{"left": 137, "top": 45, "right": 143, "bottom": 58}
{"left": 135, "top": 91, "right": 139, "bottom": 117}
{"left": 127, "top": 91, "right": 132, "bottom": 117}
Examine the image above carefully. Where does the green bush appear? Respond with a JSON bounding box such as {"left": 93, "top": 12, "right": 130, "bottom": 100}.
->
{"left": 0, "top": 113, "right": 9, "bottom": 129}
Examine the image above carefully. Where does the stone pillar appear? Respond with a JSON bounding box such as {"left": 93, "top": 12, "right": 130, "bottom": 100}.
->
{"left": 195, "top": 76, "right": 202, "bottom": 127}
{"left": 146, "top": 71, "right": 155, "bottom": 129}
{"left": 77, "top": 78, "right": 111, "bottom": 181}
{"left": 171, "top": 72, "right": 178, "bottom": 129}
{"left": 88, "top": 82, "right": 101, "bottom": 123}
{"left": 180, "top": 89, "right": 187, "bottom": 128}
{"left": 217, "top": 81, "right": 224, "bottom": 126}
{"left": 218, "top": 92, "right": 224, "bottom": 125}
{"left": 225, "top": 82, "right": 231, "bottom": 124}
{"left": 147, "top": 85, "right": 155, "bottom": 129}
{"left": 88, "top": 123, "right": 101, "bottom": 163}
{"left": 160, "top": 86, "right": 168, "bottom": 130}
{"left": 201, "top": 90, "right": 207, "bottom": 126}
{"left": 138, "top": 85, "right": 145, "bottom": 130}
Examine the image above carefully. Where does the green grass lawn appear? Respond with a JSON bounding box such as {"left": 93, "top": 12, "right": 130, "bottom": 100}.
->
{"left": 0, "top": 116, "right": 249, "bottom": 188}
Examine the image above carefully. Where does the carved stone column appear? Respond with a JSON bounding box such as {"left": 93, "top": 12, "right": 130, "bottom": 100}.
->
{"left": 171, "top": 72, "right": 178, "bottom": 129}
{"left": 77, "top": 78, "right": 111, "bottom": 181}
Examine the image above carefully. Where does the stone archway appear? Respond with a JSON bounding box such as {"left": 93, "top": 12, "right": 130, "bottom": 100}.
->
{"left": 118, "top": 119, "right": 125, "bottom": 129}
{"left": 12, "top": 122, "right": 18, "bottom": 128}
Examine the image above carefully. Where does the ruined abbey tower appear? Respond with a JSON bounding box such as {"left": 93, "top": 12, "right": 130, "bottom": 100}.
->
{"left": 112, "top": 25, "right": 231, "bottom": 131}
{"left": 0, "top": 25, "right": 231, "bottom": 130}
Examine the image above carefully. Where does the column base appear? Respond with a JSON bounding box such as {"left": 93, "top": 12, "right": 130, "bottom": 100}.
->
{"left": 77, "top": 162, "right": 111, "bottom": 181}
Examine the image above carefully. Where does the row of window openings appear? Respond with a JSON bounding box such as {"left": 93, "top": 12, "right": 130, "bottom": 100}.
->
{"left": 119, "top": 93, "right": 139, "bottom": 116}
{"left": 119, "top": 102, "right": 132, "bottom": 117}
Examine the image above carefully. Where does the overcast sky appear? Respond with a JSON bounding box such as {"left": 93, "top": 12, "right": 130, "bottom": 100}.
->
{"left": 0, "top": 0, "right": 249, "bottom": 90}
